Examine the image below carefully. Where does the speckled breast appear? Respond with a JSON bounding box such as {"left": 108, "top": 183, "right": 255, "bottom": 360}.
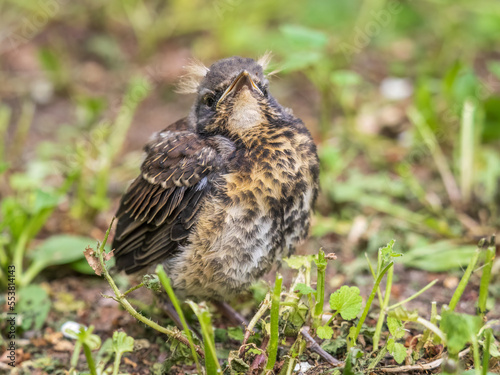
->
{"left": 165, "top": 128, "right": 318, "bottom": 300}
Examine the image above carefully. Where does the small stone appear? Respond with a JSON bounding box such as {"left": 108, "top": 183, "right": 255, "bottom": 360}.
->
{"left": 443, "top": 276, "right": 459, "bottom": 289}
{"left": 294, "top": 361, "right": 313, "bottom": 372}
{"left": 54, "top": 340, "right": 74, "bottom": 352}
{"left": 30, "top": 78, "right": 54, "bottom": 105}
{"left": 380, "top": 77, "right": 413, "bottom": 100}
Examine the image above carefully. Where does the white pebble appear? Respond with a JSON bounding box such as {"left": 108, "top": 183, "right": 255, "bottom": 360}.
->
{"left": 293, "top": 361, "right": 313, "bottom": 372}
{"left": 380, "top": 77, "right": 413, "bottom": 100}
{"left": 30, "top": 78, "right": 54, "bottom": 105}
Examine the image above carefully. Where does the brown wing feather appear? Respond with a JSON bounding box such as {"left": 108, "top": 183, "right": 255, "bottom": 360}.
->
{"left": 112, "top": 118, "right": 219, "bottom": 274}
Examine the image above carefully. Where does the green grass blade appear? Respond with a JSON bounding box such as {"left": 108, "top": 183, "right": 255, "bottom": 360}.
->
{"left": 459, "top": 100, "right": 476, "bottom": 204}
{"left": 387, "top": 279, "right": 438, "bottom": 311}
{"left": 266, "top": 273, "right": 283, "bottom": 371}
{"left": 408, "top": 107, "right": 462, "bottom": 204}
{"left": 156, "top": 265, "right": 202, "bottom": 374}
{"left": 351, "top": 262, "right": 393, "bottom": 346}
{"left": 448, "top": 246, "right": 481, "bottom": 312}
{"left": 187, "top": 301, "right": 221, "bottom": 374}
{"left": 314, "top": 249, "right": 327, "bottom": 319}
{"left": 478, "top": 237, "right": 496, "bottom": 317}
{"left": 0, "top": 105, "right": 11, "bottom": 165}
{"left": 372, "top": 265, "right": 393, "bottom": 351}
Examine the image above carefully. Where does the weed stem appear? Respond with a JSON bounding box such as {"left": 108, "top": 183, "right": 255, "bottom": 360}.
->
{"left": 449, "top": 245, "right": 481, "bottom": 311}
{"left": 387, "top": 279, "right": 438, "bottom": 311}
{"left": 373, "top": 264, "right": 394, "bottom": 351}
{"left": 242, "top": 292, "right": 271, "bottom": 346}
{"left": 95, "top": 218, "right": 204, "bottom": 359}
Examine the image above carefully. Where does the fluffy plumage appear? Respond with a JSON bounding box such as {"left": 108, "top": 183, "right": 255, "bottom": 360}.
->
{"left": 113, "top": 56, "right": 319, "bottom": 300}
{"left": 176, "top": 59, "right": 210, "bottom": 94}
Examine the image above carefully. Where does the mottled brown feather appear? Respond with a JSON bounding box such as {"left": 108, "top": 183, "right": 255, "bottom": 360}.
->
{"left": 112, "top": 57, "right": 319, "bottom": 300}
{"left": 113, "top": 118, "right": 221, "bottom": 273}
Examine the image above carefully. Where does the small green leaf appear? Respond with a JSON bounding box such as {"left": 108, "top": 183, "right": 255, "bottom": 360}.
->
{"left": 488, "top": 61, "right": 500, "bottom": 80}
{"left": 321, "top": 337, "right": 346, "bottom": 355}
{"left": 0, "top": 161, "right": 9, "bottom": 174}
{"left": 18, "top": 285, "right": 51, "bottom": 330}
{"left": 280, "top": 24, "right": 328, "bottom": 48}
{"left": 112, "top": 331, "right": 134, "bottom": 355}
{"left": 317, "top": 325, "right": 334, "bottom": 340}
{"left": 227, "top": 326, "right": 244, "bottom": 342}
{"left": 387, "top": 317, "right": 405, "bottom": 339}
{"left": 331, "top": 70, "right": 362, "bottom": 87}
{"left": 214, "top": 328, "right": 228, "bottom": 343}
{"left": 38, "top": 48, "right": 63, "bottom": 74}
{"left": 229, "top": 357, "right": 250, "bottom": 373}
{"left": 489, "top": 341, "right": 500, "bottom": 358}
{"left": 288, "top": 304, "right": 308, "bottom": 329}
{"left": 463, "top": 371, "right": 497, "bottom": 375}
{"left": 379, "top": 240, "right": 401, "bottom": 264}
{"left": 75, "top": 325, "right": 101, "bottom": 350}
{"left": 401, "top": 241, "right": 476, "bottom": 272}
{"left": 348, "top": 326, "right": 357, "bottom": 343}
{"left": 295, "top": 283, "right": 316, "bottom": 295}
{"left": 29, "top": 235, "right": 94, "bottom": 267}
{"left": 281, "top": 51, "right": 324, "bottom": 73}
{"left": 343, "top": 348, "right": 362, "bottom": 375}
{"left": 95, "top": 338, "right": 114, "bottom": 367}
{"left": 247, "top": 347, "right": 263, "bottom": 355}
{"left": 284, "top": 255, "right": 314, "bottom": 270}
{"left": 33, "top": 189, "right": 62, "bottom": 213}
{"left": 441, "top": 311, "right": 482, "bottom": 355}
{"left": 314, "top": 250, "right": 328, "bottom": 269}
{"left": 143, "top": 274, "right": 161, "bottom": 292}
{"left": 387, "top": 338, "right": 407, "bottom": 364}
{"left": 329, "top": 286, "right": 363, "bottom": 320}
{"left": 389, "top": 307, "right": 419, "bottom": 322}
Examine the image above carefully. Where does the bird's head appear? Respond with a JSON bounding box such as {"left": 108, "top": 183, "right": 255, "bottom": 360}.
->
{"left": 179, "top": 55, "right": 286, "bottom": 140}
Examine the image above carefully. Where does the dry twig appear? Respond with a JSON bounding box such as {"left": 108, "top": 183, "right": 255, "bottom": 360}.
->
{"left": 378, "top": 348, "right": 470, "bottom": 373}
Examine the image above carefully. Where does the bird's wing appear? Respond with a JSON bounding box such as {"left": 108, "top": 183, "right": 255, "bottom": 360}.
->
{"left": 112, "top": 118, "right": 220, "bottom": 274}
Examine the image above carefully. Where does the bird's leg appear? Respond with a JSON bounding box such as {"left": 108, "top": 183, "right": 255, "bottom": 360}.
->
{"left": 213, "top": 301, "right": 248, "bottom": 326}
{"left": 159, "top": 298, "right": 202, "bottom": 341}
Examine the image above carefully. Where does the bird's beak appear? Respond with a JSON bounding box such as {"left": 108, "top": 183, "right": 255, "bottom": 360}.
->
{"left": 217, "top": 70, "right": 263, "bottom": 107}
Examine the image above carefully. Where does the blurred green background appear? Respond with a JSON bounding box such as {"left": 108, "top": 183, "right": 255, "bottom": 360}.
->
{"left": 0, "top": 0, "right": 499, "bottom": 297}
{"left": 0, "top": 0, "right": 499, "bottom": 372}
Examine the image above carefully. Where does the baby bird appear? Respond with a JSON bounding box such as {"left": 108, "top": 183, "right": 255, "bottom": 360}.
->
{"left": 112, "top": 55, "right": 319, "bottom": 301}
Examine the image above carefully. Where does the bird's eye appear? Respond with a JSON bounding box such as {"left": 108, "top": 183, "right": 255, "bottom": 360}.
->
{"left": 202, "top": 94, "right": 215, "bottom": 108}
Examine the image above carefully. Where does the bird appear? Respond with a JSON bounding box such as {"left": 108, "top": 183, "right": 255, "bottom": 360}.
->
{"left": 112, "top": 55, "right": 319, "bottom": 302}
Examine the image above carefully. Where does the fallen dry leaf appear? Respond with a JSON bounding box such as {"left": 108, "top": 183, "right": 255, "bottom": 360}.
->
{"left": 325, "top": 253, "right": 337, "bottom": 260}
{"left": 105, "top": 249, "right": 114, "bottom": 262}
{"left": 123, "top": 357, "right": 138, "bottom": 368}
{"left": 84, "top": 246, "right": 103, "bottom": 276}
{"left": 31, "top": 337, "right": 48, "bottom": 347}
{"left": 44, "top": 331, "right": 63, "bottom": 345}
{"left": 443, "top": 276, "right": 459, "bottom": 289}
{"left": 84, "top": 246, "right": 113, "bottom": 276}
{"left": 0, "top": 348, "right": 25, "bottom": 365}
{"left": 54, "top": 340, "right": 74, "bottom": 352}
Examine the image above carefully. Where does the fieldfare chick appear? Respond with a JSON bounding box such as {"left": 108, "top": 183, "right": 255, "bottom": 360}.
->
{"left": 112, "top": 55, "right": 319, "bottom": 301}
